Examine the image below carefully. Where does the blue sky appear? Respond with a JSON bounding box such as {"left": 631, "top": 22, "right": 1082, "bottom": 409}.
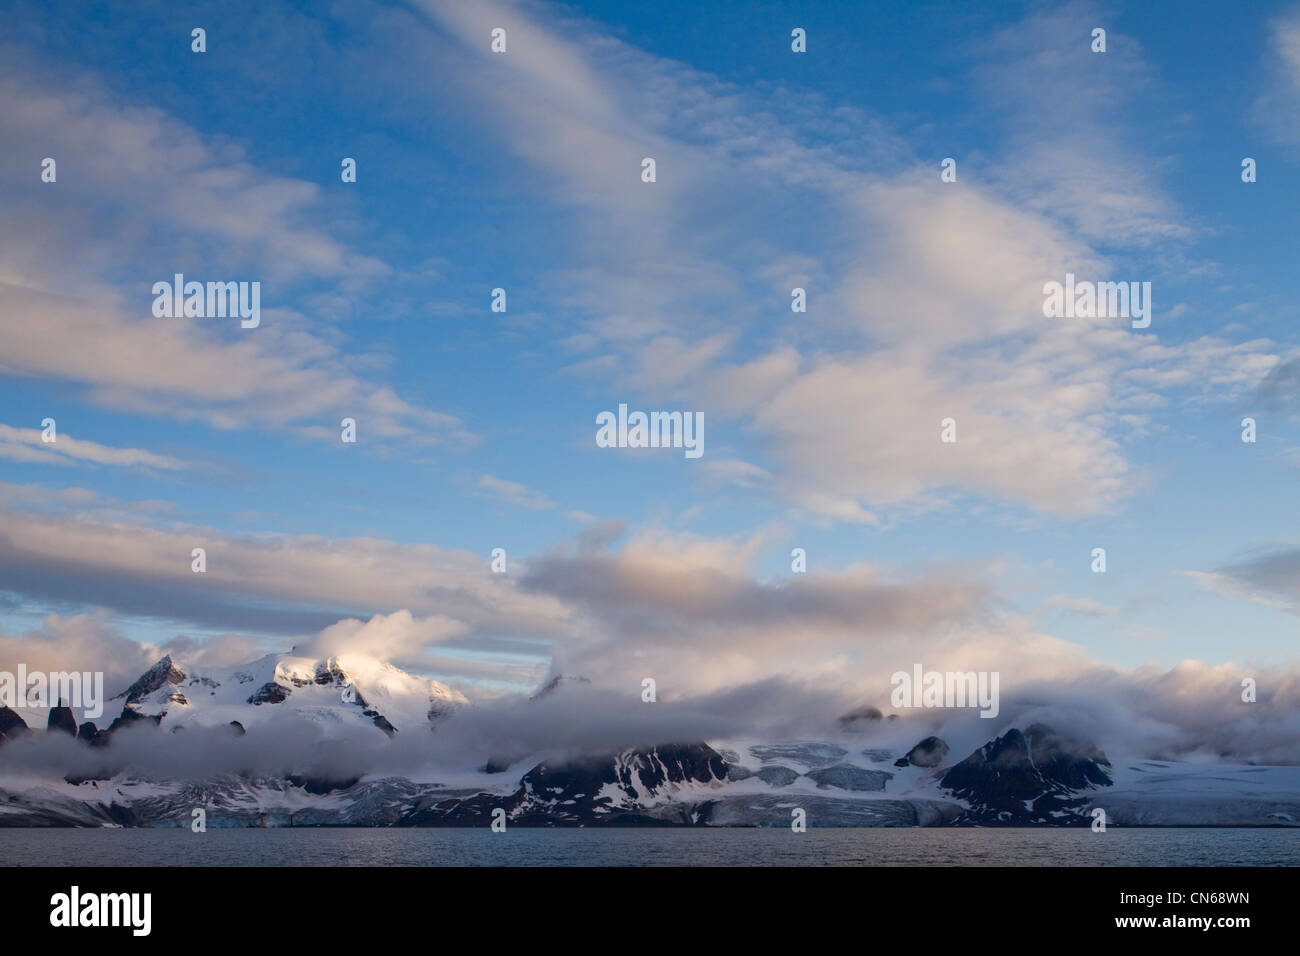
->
{"left": 1, "top": 0, "right": 1299, "bottom": 706}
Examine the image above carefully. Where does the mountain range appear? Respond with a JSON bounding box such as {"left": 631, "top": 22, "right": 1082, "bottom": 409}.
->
{"left": 1, "top": 651, "right": 1297, "bottom": 828}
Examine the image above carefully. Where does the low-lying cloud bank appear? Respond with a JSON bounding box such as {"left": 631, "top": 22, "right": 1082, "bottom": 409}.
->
{"left": 2, "top": 627, "right": 1296, "bottom": 785}
{"left": 3, "top": 520, "right": 1298, "bottom": 780}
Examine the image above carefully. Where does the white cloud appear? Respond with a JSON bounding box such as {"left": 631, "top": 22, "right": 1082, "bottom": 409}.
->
{"left": 0, "top": 486, "right": 571, "bottom": 639}
{"left": 0, "top": 61, "right": 468, "bottom": 447}
{"left": 477, "top": 474, "right": 556, "bottom": 511}
{"left": 1040, "top": 595, "right": 1120, "bottom": 617}
{"left": 0, "top": 423, "right": 189, "bottom": 471}
{"left": 0, "top": 65, "right": 384, "bottom": 285}
{"left": 408, "top": 0, "right": 1283, "bottom": 523}
{"left": 1256, "top": 7, "right": 1300, "bottom": 143}
{"left": 1185, "top": 551, "right": 1300, "bottom": 614}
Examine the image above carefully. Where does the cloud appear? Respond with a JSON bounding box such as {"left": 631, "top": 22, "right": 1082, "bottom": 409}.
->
{"left": 1019, "top": 660, "right": 1300, "bottom": 766}
{"left": 297, "top": 610, "right": 467, "bottom": 662}
{"left": 1253, "top": 356, "right": 1300, "bottom": 413}
{"left": 0, "top": 59, "right": 469, "bottom": 447}
{"left": 5, "top": 613, "right": 1298, "bottom": 777}
{"left": 975, "top": 1, "right": 1188, "bottom": 247}
{"left": 1040, "top": 595, "right": 1120, "bottom": 617}
{"left": 1255, "top": 7, "right": 1300, "bottom": 143}
{"left": 697, "top": 458, "right": 772, "bottom": 492}
{"left": 476, "top": 474, "right": 556, "bottom": 511}
{"left": 0, "top": 423, "right": 189, "bottom": 471}
{"left": 0, "top": 0, "right": 1296, "bottom": 778}
{"left": 0, "top": 58, "right": 382, "bottom": 285}
{"left": 0, "top": 614, "right": 159, "bottom": 725}
{"left": 1186, "top": 548, "right": 1300, "bottom": 614}
{"left": 0, "top": 485, "right": 571, "bottom": 640}
{"left": 2, "top": 518, "right": 1298, "bottom": 768}
{"left": 516, "top": 526, "right": 1084, "bottom": 697}
{"left": 0, "top": 278, "right": 472, "bottom": 444}
{"left": 408, "top": 0, "right": 1281, "bottom": 524}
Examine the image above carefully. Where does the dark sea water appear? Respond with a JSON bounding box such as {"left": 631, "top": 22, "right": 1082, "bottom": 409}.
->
{"left": 4, "top": 827, "right": 1298, "bottom": 866}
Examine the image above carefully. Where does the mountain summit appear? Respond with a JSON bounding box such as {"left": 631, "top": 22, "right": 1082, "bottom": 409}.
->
{"left": 104, "top": 650, "right": 468, "bottom": 741}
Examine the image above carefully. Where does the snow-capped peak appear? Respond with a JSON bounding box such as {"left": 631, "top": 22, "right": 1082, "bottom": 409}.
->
{"left": 111, "top": 649, "right": 468, "bottom": 738}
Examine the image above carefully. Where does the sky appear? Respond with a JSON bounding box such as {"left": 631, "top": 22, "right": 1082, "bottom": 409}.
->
{"left": 1, "top": 0, "right": 1299, "bottom": 750}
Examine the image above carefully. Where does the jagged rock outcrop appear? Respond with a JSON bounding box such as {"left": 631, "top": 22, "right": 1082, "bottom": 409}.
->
{"left": 46, "top": 704, "right": 77, "bottom": 737}
{"left": 117, "top": 656, "right": 187, "bottom": 705}
{"left": 105, "top": 707, "right": 161, "bottom": 736}
{"left": 287, "top": 774, "right": 361, "bottom": 795}
{"left": 246, "top": 682, "right": 290, "bottom": 705}
{"left": 0, "top": 705, "right": 29, "bottom": 744}
{"left": 314, "top": 660, "right": 348, "bottom": 686}
{"left": 895, "top": 735, "right": 949, "bottom": 768}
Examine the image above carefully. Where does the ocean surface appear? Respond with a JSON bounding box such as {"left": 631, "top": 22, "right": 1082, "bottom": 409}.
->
{"left": 4, "top": 827, "right": 1298, "bottom": 866}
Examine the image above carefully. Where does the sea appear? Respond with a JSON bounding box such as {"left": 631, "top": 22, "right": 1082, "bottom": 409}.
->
{"left": 3, "top": 826, "right": 1298, "bottom": 866}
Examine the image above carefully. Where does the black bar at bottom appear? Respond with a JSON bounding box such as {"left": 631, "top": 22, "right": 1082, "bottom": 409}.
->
{"left": 6, "top": 865, "right": 1282, "bottom": 941}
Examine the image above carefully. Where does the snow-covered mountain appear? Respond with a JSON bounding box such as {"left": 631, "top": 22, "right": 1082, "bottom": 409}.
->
{"left": 1, "top": 658, "right": 1298, "bottom": 828}
{"left": 95, "top": 650, "right": 468, "bottom": 743}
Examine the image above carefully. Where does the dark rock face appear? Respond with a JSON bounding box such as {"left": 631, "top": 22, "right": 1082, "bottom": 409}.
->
{"left": 118, "top": 655, "right": 187, "bottom": 704}
{"left": 519, "top": 754, "right": 618, "bottom": 816}
{"left": 1024, "top": 723, "right": 1112, "bottom": 789}
{"left": 839, "top": 705, "right": 883, "bottom": 730}
{"left": 46, "top": 705, "right": 78, "bottom": 737}
{"left": 805, "top": 763, "right": 893, "bottom": 791}
{"left": 414, "top": 742, "right": 728, "bottom": 827}
{"left": 247, "top": 682, "right": 290, "bottom": 705}
{"left": 618, "top": 743, "right": 727, "bottom": 795}
{"left": 940, "top": 725, "right": 1112, "bottom": 825}
{"left": 0, "top": 706, "right": 30, "bottom": 739}
{"left": 105, "top": 707, "right": 162, "bottom": 737}
{"left": 77, "top": 722, "right": 98, "bottom": 743}
{"left": 755, "top": 765, "right": 800, "bottom": 787}
{"left": 355, "top": 691, "right": 397, "bottom": 734}
{"left": 314, "top": 660, "right": 348, "bottom": 686}
{"left": 895, "top": 736, "right": 950, "bottom": 768}
{"left": 288, "top": 774, "right": 361, "bottom": 795}
{"left": 228, "top": 721, "right": 246, "bottom": 736}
